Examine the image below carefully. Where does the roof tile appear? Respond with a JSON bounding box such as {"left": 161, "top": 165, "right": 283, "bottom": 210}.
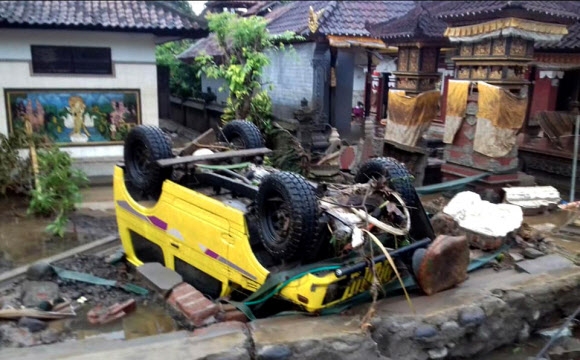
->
{"left": 0, "top": 0, "right": 207, "bottom": 35}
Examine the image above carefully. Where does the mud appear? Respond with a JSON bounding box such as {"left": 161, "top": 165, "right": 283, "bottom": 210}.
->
{"left": 0, "top": 194, "right": 117, "bottom": 273}
{"left": 0, "top": 254, "right": 190, "bottom": 349}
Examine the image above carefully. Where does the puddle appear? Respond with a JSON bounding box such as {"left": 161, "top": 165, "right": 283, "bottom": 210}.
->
{"left": 0, "top": 194, "right": 117, "bottom": 271}
{"left": 50, "top": 303, "right": 176, "bottom": 342}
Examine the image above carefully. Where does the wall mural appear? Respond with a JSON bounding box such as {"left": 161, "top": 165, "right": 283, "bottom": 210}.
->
{"left": 5, "top": 89, "right": 141, "bottom": 145}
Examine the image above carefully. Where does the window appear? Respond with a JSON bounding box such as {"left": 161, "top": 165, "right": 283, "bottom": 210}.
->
{"left": 31, "top": 45, "right": 112, "bottom": 75}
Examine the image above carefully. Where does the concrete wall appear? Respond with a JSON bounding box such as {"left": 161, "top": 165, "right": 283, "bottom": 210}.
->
{"left": 262, "top": 42, "right": 316, "bottom": 120}
{"left": 0, "top": 29, "right": 159, "bottom": 169}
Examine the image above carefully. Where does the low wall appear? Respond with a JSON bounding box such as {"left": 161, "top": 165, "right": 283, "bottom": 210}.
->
{"left": 170, "top": 96, "right": 224, "bottom": 134}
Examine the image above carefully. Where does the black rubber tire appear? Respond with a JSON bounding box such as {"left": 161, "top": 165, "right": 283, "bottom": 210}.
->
{"left": 355, "top": 157, "right": 435, "bottom": 241}
{"left": 124, "top": 125, "right": 173, "bottom": 199}
{"left": 256, "top": 171, "right": 320, "bottom": 261}
{"left": 218, "top": 120, "right": 264, "bottom": 149}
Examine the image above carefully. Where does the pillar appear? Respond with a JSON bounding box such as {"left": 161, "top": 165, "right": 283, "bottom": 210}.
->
{"left": 529, "top": 70, "right": 563, "bottom": 116}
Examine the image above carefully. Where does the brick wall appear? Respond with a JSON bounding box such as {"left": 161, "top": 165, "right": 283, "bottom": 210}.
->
{"left": 262, "top": 42, "right": 316, "bottom": 120}
{"left": 529, "top": 74, "right": 558, "bottom": 117}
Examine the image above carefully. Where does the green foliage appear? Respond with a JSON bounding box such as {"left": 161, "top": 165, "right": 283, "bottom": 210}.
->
{"left": 0, "top": 128, "right": 48, "bottom": 195}
{"left": 196, "top": 12, "right": 303, "bottom": 129}
{"left": 166, "top": 0, "right": 195, "bottom": 16}
{"left": 27, "top": 146, "right": 89, "bottom": 237}
{"left": 156, "top": 40, "right": 201, "bottom": 99}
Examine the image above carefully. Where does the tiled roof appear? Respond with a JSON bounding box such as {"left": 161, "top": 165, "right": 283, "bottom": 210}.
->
{"left": 265, "top": 1, "right": 416, "bottom": 37}
{"left": 367, "top": 2, "right": 448, "bottom": 42}
{"left": 317, "top": 1, "right": 415, "bottom": 37}
{"left": 178, "top": 33, "right": 223, "bottom": 62}
{"left": 434, "top": 1, "right": 579, "bottom": 22}
{"left": 0, "top": 1, "right": 207, "bottom": 36}
{"left": 537, "top": 21, "right": 580, "bottom": 50}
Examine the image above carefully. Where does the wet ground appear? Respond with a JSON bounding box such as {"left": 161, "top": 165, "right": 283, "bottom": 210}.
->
{"left": 0, "top": 253, "right": 187, "bottom": 348}
{"left": 0, "top": 188, "right": 117, "bottom": 273}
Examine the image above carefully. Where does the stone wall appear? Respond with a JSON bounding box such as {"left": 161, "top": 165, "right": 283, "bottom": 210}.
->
{"left": 262, "top": 42, "right": 317, "bottom": 120}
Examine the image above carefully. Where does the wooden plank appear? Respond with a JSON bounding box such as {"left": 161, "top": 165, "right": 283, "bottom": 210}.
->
{"left": 157, "top": 147, "right": 272, "bottom": 167}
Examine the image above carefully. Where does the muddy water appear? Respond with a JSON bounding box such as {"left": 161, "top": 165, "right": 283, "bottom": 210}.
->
{"left": 0, "top": 194, "right": 117, "bottom": 271}
{"left": 49, "top": 303, "right": 176, "bottom": 342}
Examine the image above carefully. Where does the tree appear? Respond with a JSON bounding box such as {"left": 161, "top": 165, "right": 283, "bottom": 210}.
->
{"left": 166, "top": 0, "right": 195, "bottom": 16}
{"left": 156, "top": 40, "right": 201, "bottom": 99}
{"left": 196, "top": 12, "right": 302, "bottom": 130}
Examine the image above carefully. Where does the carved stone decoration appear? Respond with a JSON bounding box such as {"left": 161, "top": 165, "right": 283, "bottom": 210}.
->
{"left": 311, "top": 43, "right": 330, "bottom": 121}
{"left": 473, "top": 66, "right": 488, "bottom": 79}
{"left": 308, "top": 6, "right": 325, "bottom": 33}
{"left": 397, "top": 78, "right": 418, "bottom": 90}
{"left": 492, "top": 38, "right": 506, "bottom": 56}
{"left": 474, "top": 40, "right": 491, "bottom": 56}
{"left": 466, "top": 115, "right": 477, "bottom": 126}
{"left": 398, "top": 48, "right": 409, "bottom": 71}
{"left": 489, "top": 66, "right": 503, "bottom": 79}
{"left": 510, "top": 38, "right": 526, "bottom": 56}
{"left": 460, "top": 44, "right": 472, "bottom": 57}
{"left": 421, "top": 48, "right": 437, "bottom": 73}
{"left": 409, "top": 48, "right": 420, "bottom": 72}
{"left": 458, "top": 67, "right": 470, "bottom": 79}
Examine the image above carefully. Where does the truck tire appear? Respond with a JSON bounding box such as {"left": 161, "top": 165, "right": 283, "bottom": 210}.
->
{"left": 218, "top": 120, "right": 264, "bottom": 149}
{"left": 256, "top": 172, "right": 321, "bottom": 261}
{"left": 355, "top": 157, "right": 435, "bottom": 241}
{"left": 124, "top": 125, "right": 173, "bottom": 199}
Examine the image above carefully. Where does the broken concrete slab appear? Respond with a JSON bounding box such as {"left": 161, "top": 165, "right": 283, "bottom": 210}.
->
{"left": 21, "top": 281, "right": 59, "bottom": 307}
{"left": 522, "top": 248, "right": 545, "bottom": 259}
{"left": 515, "top": 254, "right": 575, "bottom": 274}
{"left": 137, "top": 262, "right": 183, "bottom": 296}
{"left": 250, "top": 315, "right": 387, "bottom": 360}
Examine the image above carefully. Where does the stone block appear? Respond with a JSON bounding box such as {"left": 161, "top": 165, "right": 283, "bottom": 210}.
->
{"left": 515, "top": 254, "right": 575, "bottom": 275}
{"left": 167, "top": 283, "right": 219, "bottom": 327}
{"left": 417, "top": 235, "right": 470, "bottom": 295}
{"left": 21, "top": 281, "right": 59, "bottom": 307}
{"left": 250, "top": 315, "right": 384, "bottom": 360}
{"left": 137, "top": 262, "right": 183, "bottom": 296}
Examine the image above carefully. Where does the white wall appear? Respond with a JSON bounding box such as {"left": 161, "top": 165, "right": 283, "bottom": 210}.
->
{"left": 0, "top": 29, "right": 159, "bottom": 161}
{"left": 262, "top": 42, "right": 316, "bottom": 120}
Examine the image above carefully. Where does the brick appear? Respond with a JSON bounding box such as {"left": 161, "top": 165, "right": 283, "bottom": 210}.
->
{"left": 167, "top": 282, "right": 219, "bottom": 326}
{"left": 216, "top": 309, "right": 250, "bottom": 323}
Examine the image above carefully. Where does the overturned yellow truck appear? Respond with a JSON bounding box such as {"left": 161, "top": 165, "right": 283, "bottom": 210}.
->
{"left": 114, "top": 121, "right": 437, "bottom": 313}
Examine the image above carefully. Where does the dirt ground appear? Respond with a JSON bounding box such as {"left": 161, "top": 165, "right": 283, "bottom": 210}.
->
{"left": 0, "top": 192, "right": 117, "bottom": 273}
{"left": 0, "top": 253, "right": 191, "bottom": 348}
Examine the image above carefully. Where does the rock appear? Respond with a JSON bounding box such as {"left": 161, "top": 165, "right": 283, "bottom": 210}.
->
{"left": 508, "top": 251, "right": 525, "bottom": 262}
{"left": 257, "top": 345, "right": 292, "bottom": 360}
{"left": 428, "top": 347, "right": 448, "bottom": 359}
{"left": 440, "top": 321, "right": 463, "bottom": 338}
{"left": 417, "top": 235, "right": 470, "bottom": 296}
{"left": 518, "top": 223, "right": 543, "bottom": 243}
{"left": 21, "top": 281, "right": 59, "bottom": 307}
{"left": 518, "top": 322, "right": 531, "bottom": 342}
{"left": 40, "top": 329, "right": 60, "bottom": 344}
{"left": 430, "top": 212, "right": 461, "bottom": 237}
{"left": 26, "top": 261, "right": 54, "bottom": 281}
{"left": 414, "top": 325, "right": 438, "bottom": 340}
{"left": 459, "top": 307, "right": 486, "bottom": 327}
{"left": 0, "top": 325, "right": 37, "bottom": 347}
{"left": 137, "top": 262, "right": 183, "bottom": 296}
{"left": 466, "top": 232, "right": 506, "bottom": 251}
{"left": 522, "top": 248, "right": 544, "bottom": 259}
{"left": 18, "top": 317, "right": 47, "bottom": 333}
